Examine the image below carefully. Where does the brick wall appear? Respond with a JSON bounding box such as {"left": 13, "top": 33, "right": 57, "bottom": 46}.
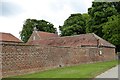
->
{"left": 0, "top": 45, "right": 2, "bottom": 78}
{"left": 1, "top": 44, "right": 116, "bottom": 77}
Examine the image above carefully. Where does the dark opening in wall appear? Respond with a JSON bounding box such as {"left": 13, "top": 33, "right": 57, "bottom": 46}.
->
{"left": 59, "top": 65, "right": 62, "bottom": 67}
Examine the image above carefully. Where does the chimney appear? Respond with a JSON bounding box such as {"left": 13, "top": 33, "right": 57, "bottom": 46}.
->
{"left": 32, "top": 27, "right": 38, "bottom": 41}
{"left": 33, "top": 27, "right": 37, "bottom": 32}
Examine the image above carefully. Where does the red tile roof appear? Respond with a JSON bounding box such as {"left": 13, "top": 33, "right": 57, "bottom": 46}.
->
{"left": 0, "top": 32, "right": 22, "bottom": 43}
{"left": 27, "top": 31, "right": 59, "bottom": 42}
{"left": 28, "top": 33, "right": 115, "bottom": 48}
{"left": 36, "top": 31, "right": 59, "bottom": 39}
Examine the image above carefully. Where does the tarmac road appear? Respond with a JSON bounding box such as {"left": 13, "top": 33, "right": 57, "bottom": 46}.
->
{"left": 96, "top": 65, "right": 119, "bottom": 79}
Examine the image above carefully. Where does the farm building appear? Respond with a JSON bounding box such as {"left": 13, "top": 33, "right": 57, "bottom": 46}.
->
{"left": 0, "top": 31, "right": 116, "bottom": 77}
{"left": 27, "top": 30, "right": 115, "bottom": 49}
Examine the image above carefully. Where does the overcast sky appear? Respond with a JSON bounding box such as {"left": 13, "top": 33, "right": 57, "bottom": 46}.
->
{"left": 0, "top": 0, "right": 93, "bottom": 39}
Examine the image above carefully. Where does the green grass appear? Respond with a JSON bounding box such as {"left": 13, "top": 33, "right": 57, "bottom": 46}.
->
{"left": 10, "top": 60, "right": 118, "bottom": 78}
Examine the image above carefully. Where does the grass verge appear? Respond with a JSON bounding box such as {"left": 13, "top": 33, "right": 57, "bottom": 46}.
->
{"left": 9, "top": 60, "right": 118, "bottom": 78}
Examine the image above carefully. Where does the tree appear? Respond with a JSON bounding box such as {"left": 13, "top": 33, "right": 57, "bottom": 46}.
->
{"left": 103, "top": 15, "right": 120, "bottom": 52}
{"left": 112, "top": 1, "right": 120, "bottom": 13}
{"left": 82, "top": 13, "right": 90, "bottom": 25}
{"left": 86, "top": 2, "right": 118, "bottom": 37}
{"left": 59, "top": 13, "right": 86, "bottom": 36}
{"left": 20, "top": 19, "right": 56, "bottom": 42}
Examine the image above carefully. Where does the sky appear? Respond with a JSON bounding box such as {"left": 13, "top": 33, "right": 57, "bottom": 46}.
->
{"left": 0, "top": 0, "right": 94, "bottom": 39}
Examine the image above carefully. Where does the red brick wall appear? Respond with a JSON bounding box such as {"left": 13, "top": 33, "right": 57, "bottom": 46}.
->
{"left": 0, "top": 45, "right": 2, "bottom": 78}
{"left": 1, "top": 44, "right": 116, "bottom": 77}
{"left": 102, "top": 47, "right": 116, "bottom": 61}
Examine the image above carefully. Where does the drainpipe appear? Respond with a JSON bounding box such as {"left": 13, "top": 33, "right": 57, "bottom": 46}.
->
{"left": 97, "top": 39, "right": 99, "bottom": 48}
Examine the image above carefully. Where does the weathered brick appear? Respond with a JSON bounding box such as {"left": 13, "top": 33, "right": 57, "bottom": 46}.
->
{"left": 0, "top": 44, "right": 116, "bottom": 78}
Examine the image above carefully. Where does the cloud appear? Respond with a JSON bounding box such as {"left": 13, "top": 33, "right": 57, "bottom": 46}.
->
{"left": 0, "top": 1, "right": 23, "bottom": 17}
{"left": 49, "top": 0, "right": 91, "bottom": 13}
{"left": 0, "top": 0, "right": 93, "bottom": 38}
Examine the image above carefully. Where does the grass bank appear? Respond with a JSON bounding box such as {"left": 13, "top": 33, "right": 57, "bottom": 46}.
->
{"left": 10, "top": 60, "right": 118, "bottom": 78}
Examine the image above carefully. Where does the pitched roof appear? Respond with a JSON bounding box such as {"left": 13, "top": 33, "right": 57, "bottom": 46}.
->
{"left": 27, "top": 31, "right": 59, "bottom": 42}
{"left": 36, "top": 31, "right": 59, "bottom": 39}
{"left": 28, "top": 33, "right": 115, "bottom": 48}
{"left": 0, "top": 32, "right": 22, "bottom": 43}
{"left": 92, "top": 33, "right": 115, "bottom": 48}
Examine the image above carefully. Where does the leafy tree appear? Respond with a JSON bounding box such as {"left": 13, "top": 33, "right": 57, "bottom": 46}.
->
{"left": 103, "top": 15, "right": 120, "bottom": 52}
{"left": 86, "top": 2, "right": 118, "bottom": 37}
{"left": 20, "top": 19, "right": 56, "bottom": 42}
{"left": 60, "top": 13, "right": 86, "bottom": 36}
{"left": 112, "top": 1, "right": 120, "bottom": 13}
{"left": 82, "top": 13, "right": 90, "bottom": 25}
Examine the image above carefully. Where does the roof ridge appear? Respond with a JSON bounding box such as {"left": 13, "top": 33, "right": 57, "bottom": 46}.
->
{"left": 40, "top": 33, "right": 94, "bottom": 40}
{"left": 0, "top": 32, "right": 11, "bottom": 34}
{"left": 91, "top": 33, "right": 99, "bottom": 40}
{"left": 58, "top": 33, "right": 93, "bottom": 38}
{"left": 36, "top": 31, "right": 56, "bottom": 34}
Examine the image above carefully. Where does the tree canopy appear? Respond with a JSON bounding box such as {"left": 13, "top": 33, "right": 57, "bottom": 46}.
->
{"left": 86, "top": 1, "right": 120, "bottom": 51}
{"left": 82, "top": 13, "right": 90, "bottom": 25}
{"left": 86, "top": 2, "right": 118, "bottom": 37}
{"left": 59, "top": 13, "right": 86, "bottom": 36}
{"left": 103, "top": 15, "right": 120, "bottom": 51}
{"left": 20, "top": 19, "right": 57, "bottom": 42}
